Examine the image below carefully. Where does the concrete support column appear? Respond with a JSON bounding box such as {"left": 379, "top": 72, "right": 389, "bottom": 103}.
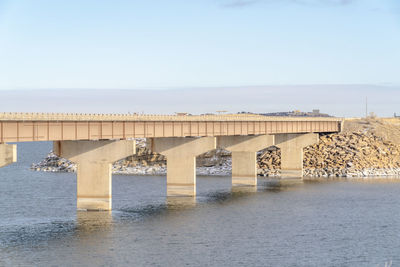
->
{"left": 148, "top": 137, "right": 216, "bottom": 196}
{"left": 217, "top": 135, "right": 274, "bottom": 186}
{"left": 76, "top": 162, "right": 112, "bottom": 211}
{"left": 276, "top": 133, "right": 319, "bottom": 178}
{"left": 54, "top": 140, "right": 135, "bottom": 211}
{"left": 231, "top": 151, "right": 257, "bottom": 185}
{"left": 166, "top": 155, "right": 196, "bottom": 196}
{"left": 0, "top": 143, "right": 17, "bottom": 168}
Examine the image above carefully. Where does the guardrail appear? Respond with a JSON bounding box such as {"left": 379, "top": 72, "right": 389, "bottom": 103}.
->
{"left": 0, "top": 112, "right": 343, "bottom": 122}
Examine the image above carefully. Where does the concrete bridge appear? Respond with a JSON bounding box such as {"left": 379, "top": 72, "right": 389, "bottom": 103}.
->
{"left": 0, "top": 113, "right": 342, "bottom": 211}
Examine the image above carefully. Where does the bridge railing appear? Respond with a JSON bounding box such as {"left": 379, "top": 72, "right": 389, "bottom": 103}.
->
{"left": 0, "top": 112, "right": 343, "bottom": 122}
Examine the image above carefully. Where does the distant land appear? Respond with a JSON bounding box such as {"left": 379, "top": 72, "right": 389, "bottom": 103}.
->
{"left": 0, "top": 84, "right": 399, "bottom": 117}
{"left": 241, "top": 109, "right": 332, "bottom": 117}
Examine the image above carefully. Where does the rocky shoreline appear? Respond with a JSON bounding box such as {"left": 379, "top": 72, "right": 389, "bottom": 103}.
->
{"left": 31, "top": 119, "right": 400, "bottom": 178}
{"left": 31, "top": 151, "right": 233, "bottom": 176}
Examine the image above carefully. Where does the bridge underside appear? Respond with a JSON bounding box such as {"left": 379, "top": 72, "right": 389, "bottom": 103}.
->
{"left": 0, "top": 133, "right": 319, "bottom": 210}
{"left": 0, "top": 113, "right": 338, "bottom": 211}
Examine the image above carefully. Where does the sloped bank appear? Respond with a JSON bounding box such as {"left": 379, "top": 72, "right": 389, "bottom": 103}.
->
{"left": 259, "top": 132, "right": 400, "bottom": 177}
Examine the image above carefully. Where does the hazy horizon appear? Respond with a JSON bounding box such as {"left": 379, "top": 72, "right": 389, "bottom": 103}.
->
{"left": 1, "top": 84, "right": 398, "bottom": 117}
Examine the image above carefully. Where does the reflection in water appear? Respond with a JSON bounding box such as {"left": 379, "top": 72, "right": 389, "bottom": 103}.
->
{"left": 5, "top": 142, "right": 400, "bottom": 266}
{"left": 70, "top": 212, "right": 115, "bottom": 267}
{"left": 166, "top": 196, "right": 196, "bottom": 209}
{"left": 117, "top": 204, "right": 168, "bottom": 220}
{"left": 258, "top": 177, "right": 303, "bottom": 189}
{"left": 231, "top": 185, "right": 257, "bottom": 194}
{"left": 276, "top": 177, "right": 304, "bottom": 186}
{"left": 76, "top": 211, "right": 113, "bottom": 233}
{"left": 204, "top": 186, "right": 257, "bottom": 205}
{"left": 0, "top": 220, "right": 76, "bottom": 248}
{"left": 204, "top": 191, "right": 232, "bottom": 203}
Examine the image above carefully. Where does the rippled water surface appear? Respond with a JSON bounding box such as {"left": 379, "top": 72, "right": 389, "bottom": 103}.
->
{"left": 1, "top": 142, "right": 400, "bottom": 266}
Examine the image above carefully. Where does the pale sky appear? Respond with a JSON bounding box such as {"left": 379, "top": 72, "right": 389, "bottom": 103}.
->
{"left": 0, "top": 0, "right": 399, "bottom": 89}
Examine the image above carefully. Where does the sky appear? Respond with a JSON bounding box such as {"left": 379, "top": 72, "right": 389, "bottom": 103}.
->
{"left": 0, "top": 0, "right": 399, "bottom": 116}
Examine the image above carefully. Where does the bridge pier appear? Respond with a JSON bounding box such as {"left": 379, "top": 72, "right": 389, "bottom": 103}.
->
{"left": 276, "top": 133, "right": 319, "bottom": 178}
{"left": 0, "top": 143, "right": 17, "bottom": 168}
{"left": 54, "top": 140, "right": 135, "bottom": 211}
{"left": 218, "top": 135, "right": 274, "bottom": 186}
{"left": 148, "top": 137, "right": 216, "bottom": 196}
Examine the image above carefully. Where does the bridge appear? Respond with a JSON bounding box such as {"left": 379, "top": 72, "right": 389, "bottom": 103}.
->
{"left": 0, "top": 113, "right": 342, "bottom": 211}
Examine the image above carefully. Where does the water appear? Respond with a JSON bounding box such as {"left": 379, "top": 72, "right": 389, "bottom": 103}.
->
{"left": 1, "top": 142, "right": 400, "bottom": 266}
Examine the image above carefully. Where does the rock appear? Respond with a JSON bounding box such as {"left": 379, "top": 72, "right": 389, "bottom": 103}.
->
{"left": 346, "top": 162, "right": 353, "bottom": 167}
{"left": 31, "top": 131, "right": 400, "bottom": 178}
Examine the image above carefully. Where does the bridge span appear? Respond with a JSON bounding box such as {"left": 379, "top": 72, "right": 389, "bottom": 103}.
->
{"left": 0, "top": 113, "right": 342, "bottom": 211}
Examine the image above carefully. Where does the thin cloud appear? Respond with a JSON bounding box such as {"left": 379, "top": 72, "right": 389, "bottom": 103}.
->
{"left": 222, "top": 0, "right": 261, "bottom": 8}
{"left": 295, "top": 0, "right": 355, "bottom": 6}
{"left": 221, "top": 0, "right": 356, "bottom": 8}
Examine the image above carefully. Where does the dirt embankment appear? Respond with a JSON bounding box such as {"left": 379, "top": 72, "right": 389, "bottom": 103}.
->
{"left": 342, "top": 118, "right": 400, "bottom": 145}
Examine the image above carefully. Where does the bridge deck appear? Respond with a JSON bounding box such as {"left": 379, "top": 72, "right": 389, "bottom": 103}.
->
{"left": 0, "top": 113, "right": 342, "bottom": 142}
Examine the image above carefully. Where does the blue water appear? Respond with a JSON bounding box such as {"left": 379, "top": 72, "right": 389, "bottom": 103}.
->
{"left": 0, "top": 142, "right": 399, "bottom": 266}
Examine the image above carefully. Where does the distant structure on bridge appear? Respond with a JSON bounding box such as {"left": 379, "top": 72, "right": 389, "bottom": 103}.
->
{"left": 238, "top": 109, "right": 331, "bottom": 117}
